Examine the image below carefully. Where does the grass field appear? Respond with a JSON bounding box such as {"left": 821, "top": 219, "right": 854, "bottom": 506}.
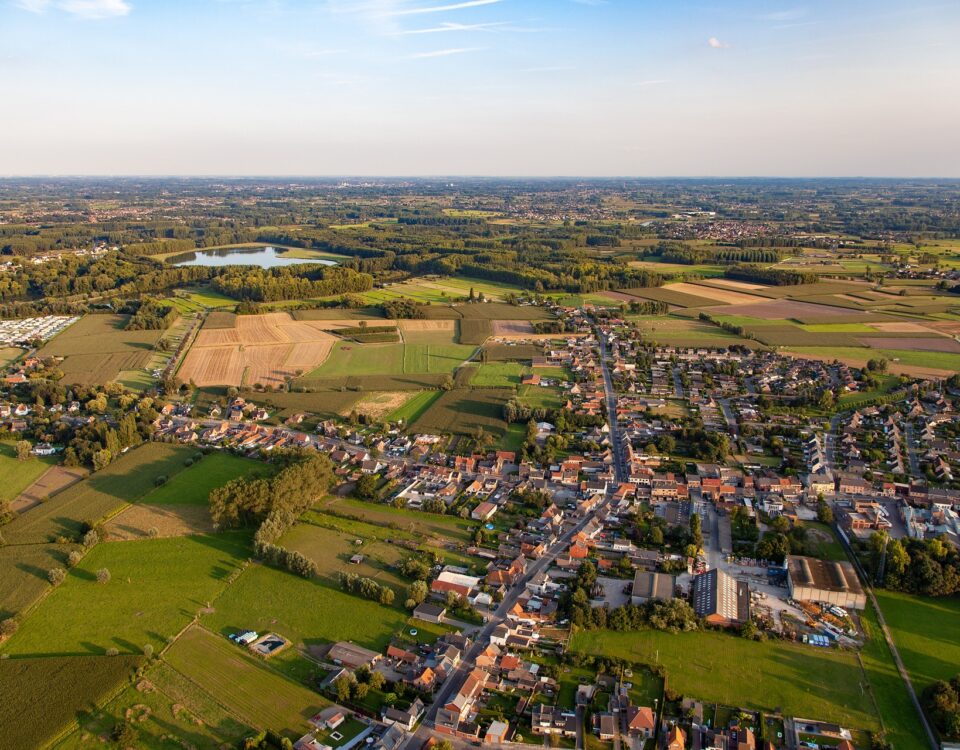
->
{"left": 0, "top": 346, "right": 24, "bottom": 367}
{"left": 571, "top": 628, "right": 879, "bottom": 733}
{"left": 2, "top": 532, "right": 249, "bottom": 656}
{"left": 0, "top": 441, "right": 56, "bottom": 502}
{"left": 518, "top": 384, "right": 565, "bottom": 410}
{"left": 784, "top": 346, "right": 960, "bottom": 373}
{"left": 59, "top": 658, "right": 251, "bottom": 750}
{"left": 37, "top": 314, "right": 165, "bottom": 386}
{"left": 0, "top": 542, "right": 78, "bottom": 620}
{"left": 2, "top": 443, "right": 193, "bottom": 545}
{"left": 251, "top": 389, "right": 364, "bottom": 420}
{"left": 0, "top": 654, "right": 142, "bottom": 750}
{"left": 387, "top": 389, "right": 443, "bottom": 424}
{"left": 164, "top": 625, "right": 326, "bottom": 739}
{"left": 631, "top": 315, "right": 753, "bottom": 346}
{"left": 140, "top": 452, "right": 267, "bottom": 506}
{"left": 411, "top": 387, "right": 511, "bottom": 437}
{"left": 469, "top": 362, "right": 529, "bottom": 387}
{"left": 169, "top": 286, "right": 238, "bottom": 314}
{"left": 309, "top": 340, "right": 475, "bottom": 378}
{"left": 874, "top": 590, "right": 960, "bottom": 691}
{"left": 498, "top": 422, "right": 527, "bottom": 452}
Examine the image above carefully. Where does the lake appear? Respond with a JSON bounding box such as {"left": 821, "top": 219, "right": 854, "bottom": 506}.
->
{"left": 167, "top": 246, "right": 337, "bottom": 268}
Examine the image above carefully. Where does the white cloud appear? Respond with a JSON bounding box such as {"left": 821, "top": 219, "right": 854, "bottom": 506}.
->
{"left": 393, "top": 20, "right": 506, "bottom": 34}
{"left": 759, "top": 7, "right": 807, "bottom": 22}
{"left": 387, "top": 0, "right": 502, "bottom": 17}
{"left": 14, "top": 0, "right": 131, "bottom": 18}
{"left": 708, "top": 36, "right": 729, "bottom": 49}
{"left": 408, "top": 46, "right": 482, "bottom": 58}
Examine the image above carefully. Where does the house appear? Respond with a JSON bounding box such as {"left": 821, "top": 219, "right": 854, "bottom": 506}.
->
{"left": 413, "top": 602, "right": 447, "bottom": 624}
{"left": 382, "top": 697, "right": 425, "bottom": 730}
{"left": 471, "top": 501, "right": 498, "bottom": 521}
{"left": 531, "top": 705, "right": 577, "bottom": 738}
{"left": 597, "top": 713, "right": 616, "bottom": 741}
{"left": 431, "top": 571, "right": 481, "bottom": 599}
{"left": 666, "top": 726, "right": 686, "bottom": 750}
{"left": 485, "top": 720, "right": 509, "bottom": 744}
{"left": 625, "top": 706, "right": 655, "bottom": 738}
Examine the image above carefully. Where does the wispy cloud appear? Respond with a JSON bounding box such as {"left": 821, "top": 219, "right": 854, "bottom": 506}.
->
{"left": 708, "top": 36, "right": 730, "bottom": 49}
{"left": 392, "top": 20, "right": 506, "bottom": 34}
{"left": 759, "top": 7, "right": 807, "bottom": 22}
{"left": 521, "top": 65, "right": 576, "bottom": 73}
{"left": 386, "top": 0, "right": 502, "bottom": 17}
{"left": 408, "top": 46, "right": 483, "bottom": 58}
{"left": 633, "top": 79, "right": 667, "bottom": 87}
{"left": 15, "top": 0, "right": 131, "bottom": 18}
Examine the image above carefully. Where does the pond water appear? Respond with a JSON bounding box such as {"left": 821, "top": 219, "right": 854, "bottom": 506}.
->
{"left": 167, "top": 245, "right": 337, "bottom": 268}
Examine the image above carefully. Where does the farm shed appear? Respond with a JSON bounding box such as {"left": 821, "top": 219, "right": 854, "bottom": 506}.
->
{"left": 786, "top": 555, "right": 867, "bottom": 610}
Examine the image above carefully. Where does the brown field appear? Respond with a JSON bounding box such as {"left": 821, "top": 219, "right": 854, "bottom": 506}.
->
{"left": 705, "top": 299, "right": 873, "bottom": 321}
{"left": 300, "top": 319, "right": 397, "bottom": 331}
{"left": 397, "top": 320, "right": 455, "bottom": 332}
{"left": 925, "top": 320, "right": 960, "bottom": 335}
{"left": 868, "top": 321, "right": 943, "bottom": 334}
{"left": 860, "top": 337, "right": 960, "bottom": 353}
{"left": 492, "top": 320, "right": 535, "bottom": 336}
{"left": 344, "top": 391, "right": 417, "bottom": 420}
{"left": 663, "top": 282, "right": 762, "bottom": 304}
{"left": 180, "top": 313, "right": 337, "bottom": 386}
{"left": 104, "top": 503, "right": 214, "bottom": 540}
{"left": 703, "top": 279, "right": 770, "bottom": 292}
{"left": 10, "top": 465, "right": 89, "bottom": 514}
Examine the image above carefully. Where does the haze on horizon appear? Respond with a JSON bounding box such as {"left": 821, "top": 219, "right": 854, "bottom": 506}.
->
{"left": 2, "top": 0, "right": 958, "bottom": 178}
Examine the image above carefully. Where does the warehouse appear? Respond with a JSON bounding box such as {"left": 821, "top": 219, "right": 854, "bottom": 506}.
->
{"left": 786, "top": 555, "right": 867, "bottom": 610}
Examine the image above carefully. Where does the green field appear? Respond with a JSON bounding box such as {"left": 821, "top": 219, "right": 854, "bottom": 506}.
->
{"left": 0, "top": 346, "right": 24, "bottom": 368}
{"left": 309, "top": 340, "right": 475, "bottom": 378}
{"left": 470, "top": 362, "right": 529, "bottom": 387}
{"left": 2, "top": 443, "right": 193, "bottom": 545}
{"left": 518, "top": 384, "right": 565, "bottom": 410}
{"left": 2, "top": 532, "right": 249, "bottom": 656}
{"left": 571, "top": 628, "right": 878, "bottom": 733}
{"left": 632, "top": 315, "right": 754, "bottom": 346}
{"left": 164, "top": 625, "right": 326, "bottom": 739}
{"left": 411, "top": 387, "right": 511, "bottom": 437}
{"left": 784, "top": 346, "right": 960, "bottom": 372}
{"left": 0, "top": 654, "right": 142, "bottom": 750}
{"left": 386, "top": 389, "right": 443, "bottom": 424}
{"left": 874, "top": 590, "right": 960, "bottom": 691}
{"left": 0, "top": 441, "right": 56, "bottom": 502}
{"left": 37, "top": 314, "right": 165, "bottom": 386}
{"left": 498, "top": 422, "right": 527, "bottom": 452}
{"left": 140, "top": 452, "right": 267, "bottom": 506}
{"left": 0, "top": 542, "right": 78, "bottom": 620}
{"left": 169, "top": 286, "right": 238, "bottom": 314}
{"left": 59, "top": 658, "right": 251, "bottom": 750}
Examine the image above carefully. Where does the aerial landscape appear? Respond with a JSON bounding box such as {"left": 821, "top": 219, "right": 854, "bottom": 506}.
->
{"left": 1, "top": 2, "right": 958, "bottom": 750}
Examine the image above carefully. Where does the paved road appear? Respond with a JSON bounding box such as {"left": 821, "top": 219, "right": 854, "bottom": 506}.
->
{"left": 904, "top": 421, "right": 922, "bottom": 478}
{"left": 717, "top": 398, "right": 738, "bottom": 438}
{"left": 597, "top": 332, "right": 626, "bottom": 484}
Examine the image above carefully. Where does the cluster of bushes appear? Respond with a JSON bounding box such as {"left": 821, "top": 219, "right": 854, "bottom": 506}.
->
{"left": 125, "top": 299, "right": 179, "bottom": 330}
{"left": 923, "top": 673, "right": 960, "bottom": 741}
{"left": 254, "top": 542, "right": 317, "bottom": 578}
{"left": 381, "top": 298, "right": 426, "bottom": 319}
{"left": 724, "top": 264, "right": 817, "bottom": 286}
{"left": 338, "top": 571, "right": 396, "bottom": 605}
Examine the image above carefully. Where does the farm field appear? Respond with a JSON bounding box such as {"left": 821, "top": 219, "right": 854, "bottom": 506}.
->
{"left": 518, "top": 384, "right": 565, "bottom": 410}
{"left": 103, "top": 502, "right": 216, "bottom": 540}
{"left": 347, "top": 390, "right": 420, "bottom": 420}
{"left": 386, "top": 389, "right": 443, "bottom": 423}
{"left": 470, "top": 361, "right": 529, "bottom": 387}
{"left": 0, "top": 542, "right": 78, "bottom": 620}
{"left": 11, "top": 465, "right": 88, "bottom": 513}
{"left": 0, "top": 654, "right": 142, "bottom": 750}
{"left": 411, "top": 387, "right": 511, "bottom": 437}
{"left": 59, "top": 659, "right": 251, "bottom": 750}
{"left": 179, "top": 312, "right": 339, "bottom": 386}
{"left": 571, "top": 628, "right": 879, "bottom": 735}
{"left": 0, "top": 441, "right": 57, "bottom": 503}
{"left": 163, "top": 625, "right": 327, "bottom": 739}
{"left": 1, "top": 532, "right": 249, "bottom": 656}
{"left": 2, "top": 443, "right": 193, "bottom": 545}
{"left": 328, "top": 497, "right": 476, "bottom": 544}
{"left": 168, "top": 286, "right": 239, "bottom": 314}
{"left": 0, "top": 346, "right": 24, "bottom": 367}
{"left": 37, "top": 314, "right": 164, "bottom": 385}
{"left": 781, "top": 346, "right": 960, "bottom": 377}
{"left": 397, "top": 318, "right": 457, "bottom": 343}
{"left": 309, "top": 339, "right": 475, "bottom": 378}
{"left": 139, "top": 452, "right": 266, "bottom": 506}
{"left": 631, "top": 315, "right": 754, "bottom": 346}
{"left": 241, "top": 389, "right": 363, "bottom": 420}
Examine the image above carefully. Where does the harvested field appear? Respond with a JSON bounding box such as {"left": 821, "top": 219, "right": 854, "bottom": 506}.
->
{"left": 868, "top": 321, "right": 941, "bottom": 333}
{"left": 291, "top": 318, "right": 397, "bottom": 331}
{"left": 860, "top": 336, "right": 960, "bottom": 353}
{"left": 398, "top": 319, "right": 455, "bottom": 332}
{"left": 482, "top": 343, "right": 543, "bottom": 361}
{"left": 492, "top": 319, "right": 535, "bottom": 336}
{"left": 104, "top": 503, "right": 215, "bottom": 540}
{"left": 663, "top": 282, "right": 762, "bottom": 304}
{"left": 702, "top": 278, "right": 771, "bottom": 291}
{"left": 203, "top": 311, "right": 237, "bottom": 329}
{"left": 292, "top": 373, "right": 449, "bottom": 391}
{"left": 347, "top": 391, "right": 419, "bottom": 420}
{"left": 11, "top": 465, "right": 88, "bottom": 513}
{"left": 618, "top": 286, "right": 721, "bottom": 308}
{"left": 704, "top": 299, "right": 873, "bottom": 321}
{"left": 291, "top": 307, "right": 385, "bottom": 321}
{"left": 180, "top": 312, "right": 338, "bottom": 386}
{"left": 411, "top": 387, "right": 511, "bottom": 437}
{"left": 459, "top": 319, "right": 492, "bottom": 345}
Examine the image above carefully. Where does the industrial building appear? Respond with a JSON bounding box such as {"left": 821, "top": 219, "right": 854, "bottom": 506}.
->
{"left": 786, "top": 555, "right": 867, "bottom": 610}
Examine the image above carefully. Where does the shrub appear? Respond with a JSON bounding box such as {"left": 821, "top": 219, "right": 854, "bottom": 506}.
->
{"left": 47, "top": 567, "right": 66, "bottom": 585}
{"left": 67, "top": 550, "right": 84, "bottom": 567}
{"left": 105, "top": 647, "right": 120, "bottom": 657}
{"left": 0, "top": 617, "right": 18, "bottom": 636}
{"left": 96, "top": 568, "right": 111, "bottom": 584}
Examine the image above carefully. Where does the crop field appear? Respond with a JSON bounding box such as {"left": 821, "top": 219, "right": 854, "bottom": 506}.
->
{"left": 169, "top": 287, "right": 238, "bottom": 314}
{"left": 203, "top": 310, "right": 238, "bottom": 328}
{"left": 0, "top": 441, "right": 57, "bottom": 503}
{"left": 632, "top": 316, "right": 753, "bottom": 346}
{"left": 139, "top": 452, "right": 266, "bottom": 506}
{"left": 291, "top": 307, "right": 386, "bottom": 321}
{"left": 0, "top": 542, "right": 78, "bottom": 619}
{"left": 572, "top": 628, "right": 879, "bottom": 735}
{"left": 293, "top": 373, "right": 450, "bottom": 391}
{"left": 518, "top": 384, "right": 565, "bottom": 410}
{"left": 2, "top": 443, "right": 193, "bottom": 545}
{"left": 386, "top": 389, "right": 443, "bottom": 423}
{"left": 469, "top": 362, "right": 529, "bottom": 387}
{"left": 482, "top": 342, "right": 543, "bottom": 361}
{"left": 246, "top": 389, "right": 363, "bottom": 420}
{"left": 348, "top": 390, "right": 421, "bottom": 420}
{"left": 781, "top": 346, "right": 960, "bottom": 377}
{"left": 874, "top": 590, "right": 960, "bottom": 692}
{"left": 59, "top": 659, "right": 251, "bottom": 750}
{"left": 2, "top": 532, "right": 249, "bottom": 656}
{"left": 103, "top": 503, "right": 215, "bottom": 541}
{"left": 397, "top": 318, "right": 457, "bottom": 344}
{"left": 661, "top": 282, "right": 764, "bottom": 304}
{"left": 703, "top": 298, "right": 876, "bottom": 321}
{"left": 459, "top": 318, "right": 493, "bottom": 345}
{"left": 180, "top": 312, "right": 339, "bottom": 386}
{"left": 11, "top": 465, "right": 88, "bottom": 514}
{"left": 411, "top": 387, "right": 511, "bottom": 437}
{"left": 310, "top": 340, "right": 475, "bottom": 378}
{"left": 37, "top": 314, "right": 164, "bottom": 385}
{"left": 0, "top": 654, "right": 142, "bottom": 750}
{"left": 491, "top": 319, "right": 536, "bottom": 336}
{"left": 0, "top": 346, "right": 24, "bottom": 367}
{"left": 164, "top": 625, "right": 326, "bottom": 739}
{"left": 618, "top": 286, "right": 723, "bottom": 308}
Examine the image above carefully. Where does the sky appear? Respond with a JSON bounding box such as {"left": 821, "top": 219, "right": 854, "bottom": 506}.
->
{"left": 1, "top": 0, "right": 959, "bottom": 176}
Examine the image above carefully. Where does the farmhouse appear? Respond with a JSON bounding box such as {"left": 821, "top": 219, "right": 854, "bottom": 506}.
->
{"left": 413, "top": 602, "right": 447, "bottom": 624}
{"left": 630, "top": 571, "right": 675, "bottom": 605}
{"left": 786, "top": 555, "right": 867, "bottom": 610}
{"left": 327, "top": 641, "right": 381, "bottom": 670}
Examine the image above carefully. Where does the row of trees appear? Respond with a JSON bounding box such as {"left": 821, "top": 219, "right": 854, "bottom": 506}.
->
{"left": 338, "top": 571, "right": 396, "bottom": 605}
{"left": 211, "top": 266, "right": 373, "bottom": 302}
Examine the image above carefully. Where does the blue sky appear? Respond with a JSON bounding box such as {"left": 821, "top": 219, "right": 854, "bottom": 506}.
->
{"left": 2, "top": 0, "right": 958, "bottom": 176}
